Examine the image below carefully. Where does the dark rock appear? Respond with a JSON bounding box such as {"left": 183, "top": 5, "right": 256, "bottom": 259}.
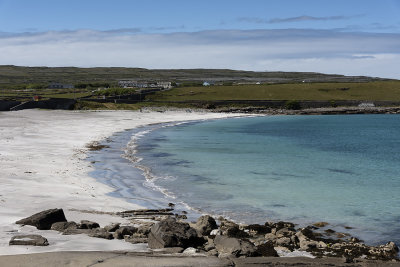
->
{"left": 16, "top": 209, "right": 67, "bottom": 230}
{"left": 298, "top": 227, "right": 315, "bottom": 239}
{"left": 226, "top": 226, "right": 249, "bottom": 238}
{"left": 104, "top": 223, "right": 120, "bottom": 232}
{"left": 256, "top": 242, "right": 278, "bottom": 257}
{"left": 273, "top": 221, "right": 295, "bottom": 231}
{"left": 246, "top": 224, "right": 271, "bottom": 235}
{"left": 9, "top": 235, "right": 49, "bottom": 246}
{"left": 113, "top": 226, "right": 137, "bottom": 239}
{"left": 137, "top": 225, "right": 151, "bottom": 236}
{"left": 148, "top": 217, "right": 204, "bottom": 249}
{"left": 88, "top": 229, "right": 114, "bottom": 240}
{"left": 275, "top": 227, "right": 296, "bottom": 237}
{"left": 214, "top": 235, "right": 257, "bottom": 257}
{"left": 79, "top": 220, "right": 100, "bottom": 229}
{"left": 51, "top": 221, "right": 78, "bottom": 232}
{"left": 194, "top": 215, "right": 218, "bottom": 236}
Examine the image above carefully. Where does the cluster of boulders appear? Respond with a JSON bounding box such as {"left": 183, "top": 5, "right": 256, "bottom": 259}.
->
{"left": 10, "top": 208, "right": 399, "bottom": 263}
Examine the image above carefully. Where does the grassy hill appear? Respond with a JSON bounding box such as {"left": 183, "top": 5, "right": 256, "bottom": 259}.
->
{"left": 0, "top": 65, "right": 386, "bottom": 89}
{"left": 147, "top": 81, "right": 400, "bottom": 101}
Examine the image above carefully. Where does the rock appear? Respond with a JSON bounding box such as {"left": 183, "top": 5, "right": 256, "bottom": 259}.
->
{"left": 113, "top": 226, "right": 137, "bottom": 239}
{"left": 194, "top": 215, "right": 218, "bottom": 236}
{"left": 148, "top": 217, "right": 204, "bottom": 249}
{"left": 88, "top": 229, "right": 113, "bottom": 240}
{"left": 272, "top": 221, "right": 295, "bottom": 231}
{"left": 204, "top": 238, "right": 215, "bottom": 251}
{"left": 79, "top": 220, "right": 100, "bottom": 229}
{"left": 214, "top": 235, "right": 257, "bottom": 257}
{"left": 246, "top": 224, "right": 271, "bottom": 235}
{"left": 183, "top": 247, "right": 198, "bottom": 255}
{"left": 226, "top": 226, "right": 249, "bottom": 238}
{"left": 210, "top": 229, "right": 221, "bottom": 236}
{"left": 104, "top": 223, "right": 120, "bottom": 232}
{"left": 276, "top": 237, "right": 291, "bottom": 247}
{"left": 9, "top": 235, "right": 49, "bottom": 246}
{"left": 51, "top": 221, "right": 78, "bottom": 232}
{"left": 207, "top": 248, "right": 218, "bottom": 256}
{"left": 275, "top": 227, "right": 296, "bottom": 238}
{"left": 62, "top": 229, "right": 92, "bottom": 235}
{"left": 265, "top": 233, "right": 277, "bottom": 242}
{"left": 256, "top": 242, "right": 278, "bottom": 257}
{"left": 313, "top": 222, "right": 329, "bottom": 228}
{"left": 16, "top": 209, "right": 67, "bottom": 230}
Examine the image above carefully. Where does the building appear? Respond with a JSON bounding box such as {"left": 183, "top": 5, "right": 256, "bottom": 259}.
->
{"left": 49, "top": 82, "right": 74, "bottom": 89}
{"left": 118, "top": 80, "right": 172, "bottom": 89}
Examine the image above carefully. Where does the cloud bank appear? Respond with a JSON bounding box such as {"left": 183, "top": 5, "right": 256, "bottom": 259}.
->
{"left": 0, "top": 29, "right": 399, "bottom": 78}
{"left": 238, "top": 15, "right": 361, "bottom": 24}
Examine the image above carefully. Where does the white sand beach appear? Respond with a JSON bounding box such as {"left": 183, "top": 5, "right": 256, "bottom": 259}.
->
{"left": 0, "top": 109, "right": 241, "bottom": 255}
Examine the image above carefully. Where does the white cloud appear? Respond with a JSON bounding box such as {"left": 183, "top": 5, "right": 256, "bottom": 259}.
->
{"left": 0, "top": 29, "right": 399, "bottom": 78}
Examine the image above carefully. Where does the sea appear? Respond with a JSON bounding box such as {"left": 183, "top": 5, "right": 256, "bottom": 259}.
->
{"left": 88, "top": 114, "right": 400, "bottom": 246}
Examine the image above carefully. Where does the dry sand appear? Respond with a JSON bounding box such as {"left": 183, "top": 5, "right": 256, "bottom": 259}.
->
{"left": 0, "top": 109, "right": 242, "bottom": 255}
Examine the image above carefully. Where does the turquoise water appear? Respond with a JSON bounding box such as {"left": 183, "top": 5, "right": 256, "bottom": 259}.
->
{"left": 134, "top": 114, "right": 400, "bottom": 245}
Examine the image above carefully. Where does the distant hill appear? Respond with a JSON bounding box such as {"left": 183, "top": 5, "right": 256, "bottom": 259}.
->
{"left": 0, "top": 65, "right": 388, "bottom": 88}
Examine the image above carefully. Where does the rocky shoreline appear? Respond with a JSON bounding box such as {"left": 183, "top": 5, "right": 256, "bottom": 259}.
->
{"left": 10, "top": 208, "right": 399, "bottom": 264}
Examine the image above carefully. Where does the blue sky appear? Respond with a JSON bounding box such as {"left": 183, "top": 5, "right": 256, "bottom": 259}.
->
{"left": 0, "top": 0, "right": 399, "bottom": 78}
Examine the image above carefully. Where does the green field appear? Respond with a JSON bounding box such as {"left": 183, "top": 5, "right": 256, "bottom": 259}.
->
{"left": 146, "top": 81, "right": 400, "bottom": 101}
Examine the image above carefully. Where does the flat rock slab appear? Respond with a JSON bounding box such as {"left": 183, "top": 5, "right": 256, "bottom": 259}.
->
{"left": 9, "top": 235, "right": 49, "bottom": 246}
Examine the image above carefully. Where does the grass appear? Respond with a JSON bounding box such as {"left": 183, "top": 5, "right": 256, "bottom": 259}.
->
{"left": 146, "top": 81, "right": 400, "bottom": 101}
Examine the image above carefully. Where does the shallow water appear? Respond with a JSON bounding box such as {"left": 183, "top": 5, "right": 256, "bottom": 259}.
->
{"left": 131, "top": 114, "right": 400, "bottom": 245}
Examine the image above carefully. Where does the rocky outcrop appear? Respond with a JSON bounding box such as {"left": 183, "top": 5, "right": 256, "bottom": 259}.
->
{"left": 16, "top": 209, "right": 67, "bottom": 230}
{"left": 113, "top": 226, "right": 137, "bottom": 239}
{"left": 148, "top": 217, "right": 204, "bottom": 249}
{"left": 9, "top": 235, "right": 49, "bottom": 246}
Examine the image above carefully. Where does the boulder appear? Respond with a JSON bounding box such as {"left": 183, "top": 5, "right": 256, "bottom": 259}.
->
{"left": 16, "top": 209, "right": 67, "bottom": 230}
{"left": 9, "top": 235, "right": 49, "bottom": 246}
{"left": 104, "top": 223, "right": 120, "bottom": 232}
{"left": 256, "top": 242, "right": 278, "bottom": 257}
{"left": 113, "top": 226, "right": 137, "bottom": 239}
{"left": 51, "top": 221, "right": 78, "bottom": 232}
{"left": 79, "top": 220, "right": 100, "bottom": 229}
{"left": 194, "top": 215, "right": 218, "bottom": 236}
{"left": 214, "top": 235, "right": 257, "bottom": 257}
{"left": 148, "top": 217, "right": 203, "bottom": 249}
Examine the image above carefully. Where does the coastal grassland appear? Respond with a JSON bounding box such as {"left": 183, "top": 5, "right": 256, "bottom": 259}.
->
{"left": 146, "top": 81, "right": 400, "bottom": 101}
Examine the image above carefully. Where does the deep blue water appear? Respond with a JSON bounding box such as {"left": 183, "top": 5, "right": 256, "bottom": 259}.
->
{"left": 133, "top": 114, "right": 400, "bottom": 245}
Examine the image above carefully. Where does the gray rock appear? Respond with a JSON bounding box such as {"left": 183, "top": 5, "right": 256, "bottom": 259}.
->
{"left": 62, "top": 229, "right": 92, "bottom": 235}
{"left": 88, "top": 229, "right": 114, "bottom": 240}
{"left": 124, "top": 235, "right": 148, "bottom": 244}
{"left": 148, "top": 217, "right": 203, "bottom": 249}
{"left": 51, "top": 221, "right": 78, "bottom": 232}
{"left": 9, "top": 235, "right": 49, "bottom": 246}
{"left": 156, "top": 247, "right": 184, "bottom": 254}
{"left": 104, "top": 223, "right": 120, "bottom": 232}
{"left": 79, "top": 220, "right": 100, "bottom": 229}
{"left": 16, "top": 209, "right": 67, "bottom": 230}
{"left": 113, "top": 226, "right": 137, "bottom": 239}
{"left": 194, "top": 215, "right": 218, "bottom": 236}
{"left": 214, "top": 235, "right": 257, "bottom": 257}
{"left": 276, "top": 237, "right": 291, "bottom": 247}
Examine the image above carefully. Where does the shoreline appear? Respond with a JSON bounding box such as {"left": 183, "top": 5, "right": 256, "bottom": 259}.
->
{"left": 0, "top": 109, "right": 243, "bottom": 255}
{"left": 0, "top": 109, "right": 398, "bottom": 264}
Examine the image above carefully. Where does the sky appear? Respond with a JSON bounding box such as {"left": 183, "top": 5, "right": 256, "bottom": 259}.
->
{"left": 0, "top": 0, "right": 399, "bottom": 78}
